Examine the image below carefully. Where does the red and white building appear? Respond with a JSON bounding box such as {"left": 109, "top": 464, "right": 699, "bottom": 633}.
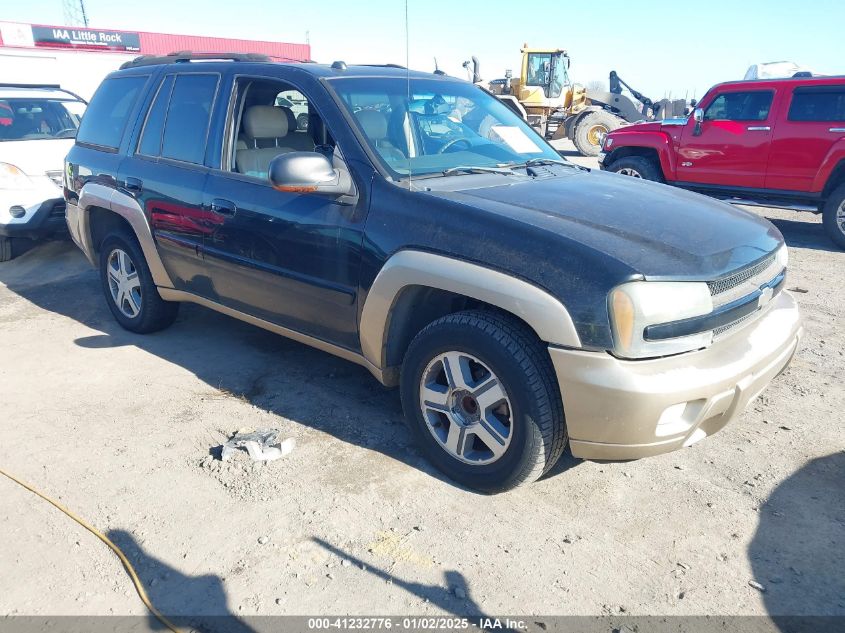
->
{"left": 0, "top": 21, "right": 311, "bottom": 99}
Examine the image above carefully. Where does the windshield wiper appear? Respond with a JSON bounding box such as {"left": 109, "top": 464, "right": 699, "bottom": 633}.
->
{"left": 512, "top": 157, "right": 584, "bottom": 170}
{"left": 441, "top": 165, "right": 517, "bottom": 177}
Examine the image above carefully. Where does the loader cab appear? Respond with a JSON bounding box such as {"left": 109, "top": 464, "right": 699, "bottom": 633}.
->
{"left": 520, "top": 48, "right": 570, "bottom": 105}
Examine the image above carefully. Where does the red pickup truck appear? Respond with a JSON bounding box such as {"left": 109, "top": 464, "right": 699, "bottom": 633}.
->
{"left": 599, "top": 76, "right": 845, "bottom": 248}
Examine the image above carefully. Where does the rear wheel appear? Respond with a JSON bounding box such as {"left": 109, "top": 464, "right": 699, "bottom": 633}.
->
{"left": 573, "top": 111, "right": 620, "bottom": 157}
{"left": 606, "top": 155, "right": 664, "bottom": 182}
{"left": 99, "top": 231, "right": 179, "bottom": 333}
{"left": 822, "top": 184, "right": 845, "bottom": 250}
{"left": 400, "top": 310, "right": 567, "bottom": 493}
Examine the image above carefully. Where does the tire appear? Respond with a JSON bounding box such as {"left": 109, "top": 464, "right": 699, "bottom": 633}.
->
{"left": 606, "top": 155, "right": 664, "bottom": 182}
{"left": 296, "top": 113, "right": 309, "bottom": 131}
{"left": 822, "top": 184, "right": 845, "bottom": 250}
{"left": 400, "top": 310, "right": 567, "bottom": 493}
{"left": 98, "top": 231, "right": 179, "bottom": 333}
{"left": 0, "top": 237, "right": 11, "bottom": 263}
{"left": 573, "top": 111, "right": 620, "bottom": 157}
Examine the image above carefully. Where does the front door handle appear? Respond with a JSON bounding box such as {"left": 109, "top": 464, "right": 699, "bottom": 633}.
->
{"left": 830, "top": 127, "right": 845, "bottom": 133}
{"left": 747, "top": 126, "right": 771, "bottom": 131}
{"left": 121, "top": 177, "right": 143, "bottom": 193}
{"left": 209, "top": 198, "right": 237, "bottom": 216}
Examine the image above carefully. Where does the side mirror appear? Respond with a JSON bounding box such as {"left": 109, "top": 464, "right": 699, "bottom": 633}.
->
{"left": 693, "top": 107, "right": 704, "bottom": 136}
{"left": 268, "top": 151, "right": 352, "bottom": 196}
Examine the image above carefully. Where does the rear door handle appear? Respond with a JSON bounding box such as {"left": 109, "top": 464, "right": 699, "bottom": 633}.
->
{"left": 121, "top": 177, "right": 143, "bottom": 193}
{"left": 830, "top": 127, "right": 845, "bottom": 133}
{"left": 747, "top": 126, "right": 771, "bottom": 131}
{"left": 209, "top": 198, "right": 237, "bottom": 216}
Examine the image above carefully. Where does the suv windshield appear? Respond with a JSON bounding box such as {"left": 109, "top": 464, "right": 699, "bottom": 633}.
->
{"left": 330, "top": 77, "right": 561, "bottom": 178}
{"left": 0, "top": 97, "right": 86, "bottom": 141}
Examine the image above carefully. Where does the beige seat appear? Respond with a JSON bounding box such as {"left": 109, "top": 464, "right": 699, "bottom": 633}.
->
{"left": 236, "top": 105, "right": 295, "bottom": 178}
{"left": 355, "top": 110, "right": 406, "bottom": 162}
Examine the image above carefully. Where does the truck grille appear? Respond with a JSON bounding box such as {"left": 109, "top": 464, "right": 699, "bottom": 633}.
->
{"left": 45, "top": 170, "right": 64, "bottom": 188}
{"left": 706, "top": 251, "right": 785, "bottom": 339}
{"left": 708, "top": 252, "right": 782, "bottom": 308}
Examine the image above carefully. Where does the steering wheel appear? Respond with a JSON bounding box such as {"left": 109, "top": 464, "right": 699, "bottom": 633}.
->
{"left": 54, "top": 128, "right": 77, "bottom": 138}
{"left": 437, "top": 138, "right": 472, "bottom": 154}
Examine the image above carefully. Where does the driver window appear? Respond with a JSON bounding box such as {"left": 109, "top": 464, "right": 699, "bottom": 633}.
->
{"left": 704, "top": 91, "right": 773, "bottom": 122}
{"left": 228, "top": 78, "right": 332, "bottom": 180}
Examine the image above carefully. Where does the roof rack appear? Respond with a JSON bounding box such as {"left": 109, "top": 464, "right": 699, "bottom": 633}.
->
{"left": 357, "top": 63, "right": 407, "bottom": 69}
{"left": 119, "top": 51, "right": 272, "bottom": 69}
{"left": 0, "top": 83, "right": 87, "bottom": 103}
{"left": 0, "top": 83, "right": 63, "bottom": 89}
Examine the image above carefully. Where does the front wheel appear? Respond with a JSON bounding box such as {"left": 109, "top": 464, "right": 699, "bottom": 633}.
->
{"left": 573, "top": 111, "right": 620, "bottom": 157}
{"left": 822, "top": 184, "right": 845, "bottom": 250}
{"left": 99, "top": 232, "right": 179, "bottom": 333}
{"left": 606, "top": 155, "right": 664, "bottom": 182}
{"left": 400, "top": 311, "right": 567, "bottom": 493}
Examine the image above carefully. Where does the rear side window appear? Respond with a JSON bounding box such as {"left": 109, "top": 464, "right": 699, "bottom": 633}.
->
{"left": 160, "top": 74, "right": 219, "bottom": 164}
{"left": 704, "top": 91, "right": 773, "bottom": 121}
{"left": 788, "top": 87, "right": 845, "bottom": 122}
{"left": 76, "top": 75, "right": 147, "bottom": 149}
{"left": 137, "top": 75, "right": 174, "bottom": 157}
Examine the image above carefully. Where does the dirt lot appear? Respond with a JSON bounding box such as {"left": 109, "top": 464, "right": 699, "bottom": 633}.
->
{"left": 1, "top": 146, "right": 843, "bottom": 629}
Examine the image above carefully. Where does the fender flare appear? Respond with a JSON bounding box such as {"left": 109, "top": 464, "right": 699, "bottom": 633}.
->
{"left": 604, "top": 131, "right": 676, "bottom": 178}
{"left": 814, "top": 149, "right": 845, "bottom": 194}
{"left": 359, "top": 250, "right": 581, "bottom": 369}
{"left": 75, "top": 182, "right": 174, "bottom": 288}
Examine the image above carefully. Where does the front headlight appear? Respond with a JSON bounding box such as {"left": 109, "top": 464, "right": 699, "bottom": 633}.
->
{"left": 776, "top": 243, "right": 788, "bottom": 270}
{"left": 609, "top": 281, "right": 714, "bottom": 359}
{"left": 0, "top": 162, "right": 34, "bottom": 190}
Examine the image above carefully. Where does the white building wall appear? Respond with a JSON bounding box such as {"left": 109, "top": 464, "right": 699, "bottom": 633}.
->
{"left": 0, "top": 47, "right": 136, "bottom": 100}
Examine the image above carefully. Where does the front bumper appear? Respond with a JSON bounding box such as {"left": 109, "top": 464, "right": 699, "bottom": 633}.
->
{"left": 0, "top": 178, "right": 66, "bottom": 239}
{"left": 550, "top": 290, "right": 803, "bottom": 460}
{"left": 597, "top": 151, "right": 609, "bottom": 169}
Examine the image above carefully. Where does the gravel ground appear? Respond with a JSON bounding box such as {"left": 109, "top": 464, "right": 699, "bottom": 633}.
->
{"left": 0, "top": 146, "right": 842, "bottom": 630}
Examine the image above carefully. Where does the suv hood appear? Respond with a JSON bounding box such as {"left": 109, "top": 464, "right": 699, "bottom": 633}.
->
{"left": 0, "top": 139, "right": 74, "bottom": 176}
{"left": 424, "top": 168, "right": 782, "bottom": 280}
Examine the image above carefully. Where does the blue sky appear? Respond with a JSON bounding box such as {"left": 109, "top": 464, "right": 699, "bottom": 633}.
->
{"left": 3, "top": 0, "right": 843, "bottom": 98}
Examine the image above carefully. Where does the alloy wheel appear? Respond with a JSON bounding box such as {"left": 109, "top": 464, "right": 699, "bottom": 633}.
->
{"left": 106, "top": 248, "right": 142, "bottom": 318}
{"left": 617, "top": 167, "right": 643, "bottom": 178}
{"left": 418, "top": 351, "right": 513, "bottom": 465}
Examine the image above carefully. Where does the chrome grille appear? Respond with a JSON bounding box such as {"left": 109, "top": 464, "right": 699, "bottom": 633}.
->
{"left": 708, "top": 253, "right": 783, "bottom": 308}
{"left": 45, "top": 170, "right": 63, "bottom": 188}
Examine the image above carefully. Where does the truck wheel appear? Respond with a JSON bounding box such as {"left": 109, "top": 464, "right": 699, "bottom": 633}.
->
{"left": 822, "top": 184, "right": 845, "bottom": 250}
{"left": 99, "top": 231, "right": 179, "bottom": 333}
{"left": 0, "top": 237, "right": 11, "bottom": 262}
{"left": 400, "top": 310, "right": 567, "bottom": 493}
{"left": 606, "top": 155, "right": 664, "bottom": 182}
{"left": 573, "top": 111, "right": 620, "bottom": 157}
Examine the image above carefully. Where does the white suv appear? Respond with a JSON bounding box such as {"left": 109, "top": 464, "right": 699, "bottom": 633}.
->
{"left": 0, "top": 84, "right": 87, "bottom": 261}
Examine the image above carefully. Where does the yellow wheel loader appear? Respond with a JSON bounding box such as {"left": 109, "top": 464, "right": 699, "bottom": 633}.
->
{"left": 480, "top": 47, "right": 686, "bottom": 157}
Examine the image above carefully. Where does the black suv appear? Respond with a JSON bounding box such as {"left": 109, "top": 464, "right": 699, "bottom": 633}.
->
{"left": 65, "top": 53, "right": 802, "bottom": 492}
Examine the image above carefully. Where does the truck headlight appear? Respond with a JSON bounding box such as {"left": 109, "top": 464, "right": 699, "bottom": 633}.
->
{"left": 0, "top": 162, "right": 34, "bottom": 190}
{"left": 776, "top": 243, "right": 788, "bottom": 270}
{"left": 609, "top": 281, "right": 714, "bottom": 359}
